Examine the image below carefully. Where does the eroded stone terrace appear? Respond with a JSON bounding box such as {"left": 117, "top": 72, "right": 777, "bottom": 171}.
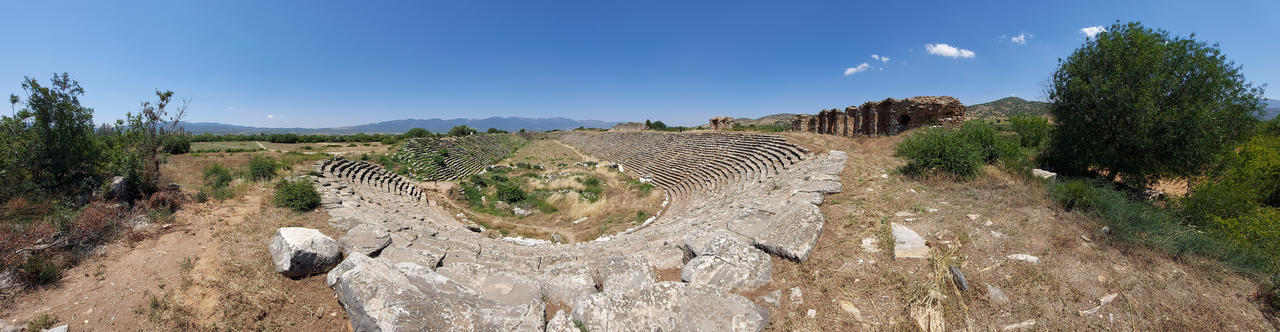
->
{"left": 313, "top": 132, "right": 846, "bottom": 331}
{"left": 395, "top": 134, "right": 528, "bottom": 181}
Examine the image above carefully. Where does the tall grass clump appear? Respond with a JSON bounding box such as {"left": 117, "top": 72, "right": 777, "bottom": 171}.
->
{"left": 272, "top": 178, "right": 320, "bottom": 212}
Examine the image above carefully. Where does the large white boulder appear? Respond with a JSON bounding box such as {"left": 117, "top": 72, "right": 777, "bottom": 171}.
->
{"left": 268, "top": 227, "right": 341, "bottom": 278}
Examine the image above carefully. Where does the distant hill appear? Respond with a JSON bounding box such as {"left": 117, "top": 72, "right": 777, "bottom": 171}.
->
{"left": 180, "top": 117, "right": 619, "bottom": 135}
{"left": 965, "top": 97, "right": 1050, "bottom": 118}
{"left": 1263, "top": 99, "right": 1279, "bottom": 120}
{"left": 732, "top": 113, "right": 800, "bottom": 127}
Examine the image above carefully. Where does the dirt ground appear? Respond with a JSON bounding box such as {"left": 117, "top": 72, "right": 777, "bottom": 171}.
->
{"left": 758, "top": 132, "right": 1278, "bottom": 331}
{"left": 1, "top": 158, "right": 348, "bottom": 331}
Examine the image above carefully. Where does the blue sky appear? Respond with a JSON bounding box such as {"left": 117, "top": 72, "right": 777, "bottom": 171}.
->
{"left": 1, "top": 1, "right": 1276, "bottom": 128}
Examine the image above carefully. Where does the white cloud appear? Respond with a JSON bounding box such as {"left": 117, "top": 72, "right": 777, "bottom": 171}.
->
{"left": 1080, "top": 26, "right": 1106, "bottom": 38}
{"left": 266, "top": 114, "right": 284, "bottom": 119}
{"left": 925, "top": 43, "right": 975, "bottom": 58}
{"left": 843, "top": 63, "right": 870, "bottom": 76}
{"left": 1010, "top": 32, "right": 1029, "bottom": 45}
{"left": 871, "top": 54, "right": 890, "bottom": 63}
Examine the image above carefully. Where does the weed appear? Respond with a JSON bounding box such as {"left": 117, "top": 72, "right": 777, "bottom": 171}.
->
{"left": 27, "top": 313, "right": 58, "bottom": 331}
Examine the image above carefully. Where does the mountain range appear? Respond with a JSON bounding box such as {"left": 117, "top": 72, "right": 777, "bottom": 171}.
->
{"left": 180, "top": 117, "right": 619, "bottom": 135}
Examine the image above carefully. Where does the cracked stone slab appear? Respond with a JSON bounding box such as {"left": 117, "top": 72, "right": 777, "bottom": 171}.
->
{"left": 437, "top": 262, "right": 544, "bottom": 306}
{"left": 797, "top": 180, "right": 842, "bottom": 194}
{"left": 681, "top": 234, "right": 773, "bottom": 291}
{"left": 728, "top": 202, "right": 825, "bottom": 261}
{"left": 594, "top": 255, "right": 656, "bottom": 294}
{"left": 379, "top": 245, "right": 444, "bottom": 270}
{"left": 339, "top": 223, "right": 391, "bottom": 257}
{"left": 326, "top": 253, "right": 543, "bottom": 331}
{"left": 541, "top": 261, "right": 598, "bottom": 305}
{"left": 571, "top": 282, "right": 769, "bottom": 332}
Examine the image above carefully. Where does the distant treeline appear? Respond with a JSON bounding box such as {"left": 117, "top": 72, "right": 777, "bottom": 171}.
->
{"left": 189, "top": 132, "right": 401, "bottom": 143}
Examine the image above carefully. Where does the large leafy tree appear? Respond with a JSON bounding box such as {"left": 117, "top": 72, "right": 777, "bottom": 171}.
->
{"left": 1045, "top": 22, "right": 1265, "bottom": 188}
{"left": 1, "top": 74, "right": 103, "bottom": 196}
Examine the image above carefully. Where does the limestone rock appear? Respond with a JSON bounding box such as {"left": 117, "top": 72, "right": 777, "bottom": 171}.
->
{"left": 541, "top": 261, "right": 598, "bottom": 305}
{"left": 378, "top": 245, "right": 443, "bottom": 270}
{"left": 340, "top": 223, "right": 391, "bottom": 257}
{"left": 1032, "top": 169, "right": 1057, "bottom": 179}
{"left": 107, "top": 176, "right": 130, "bottom": 202}
{"left": 681, "top": 234, "right": 772, "bottom": 291}
{"left": 892, "top": 223, "right": 929, "bottom": 259}
{"left": 729, "top": 202, "right": 824, "bottom": 261}
{"left": 268, "top": 227, "right": 341, "bottom": 278}
{"left": 326, "top": 253, "right": 543, "bottom": 331}
{"left": 789, "top": 287, "right": 804, "bottom": 305}
{"left": 328, "top": 216, "right": 362, "bottom": 230}
{"left": 595, "top": 255, "right": 655, "bottom": 294}
{"left": 437, "top": 262, "right": 544, "bottom": 306}
{"left": 572, "top": 282, "right": 769, "bottom": 332}
{"left": 798, "top": 180, "right": 842, "bottom": 194}
{"left": 546, "top": 310, "right": 577, "bottom": 332}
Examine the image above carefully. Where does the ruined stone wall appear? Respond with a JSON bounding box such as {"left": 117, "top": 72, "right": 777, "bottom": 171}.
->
{"left": 708, "top": 116, "right": 735, "bottom": 130}
{"left": 611, "top": 122, "right": 646, "bottom": 131}
{"left": 792, "top": 96, "right": 965, "bottom": 137}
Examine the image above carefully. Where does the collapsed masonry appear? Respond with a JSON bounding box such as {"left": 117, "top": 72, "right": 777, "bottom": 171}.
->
{"left": 792, "top": 96, "right": 965, "bottom": 137}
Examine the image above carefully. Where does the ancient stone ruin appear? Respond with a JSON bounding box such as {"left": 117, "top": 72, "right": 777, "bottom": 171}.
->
{"left": 708, "top": 116, "right": 735, "bottom": 130}
{"left": 395, "top": 134, "right": 527, "bottom": 181}
{"left": 610, "top": 122, "right": 646, "bottom": 131}
{"left": 792, "top": 96, "right": 965, "bottom": 137}
{"left": 305, "top": 131, "right": 846, "bottom": 331}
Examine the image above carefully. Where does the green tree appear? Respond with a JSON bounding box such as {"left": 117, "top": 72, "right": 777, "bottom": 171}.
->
{"left": 486, "top": 127, "right": 507, "bottom": 134}
{"left": 1044, "top": 22, "right": 1264, "bottom": 188}
{"left": 650, "top": 121, "right": 668, "bottom": 131}
{"left": 404, "top": 128, "right": 430, "bottom": 138}
{"left": 448, "top": 125, "right": 477, "bottom": 137}
{"left": 113, "top": 90, "right": 188, "bottom": 194}
{"left": 644, "top": 119, "right": 652, "bottom": 129}
{"left": 10, "top": 74, "right": 102, "bottom": 194}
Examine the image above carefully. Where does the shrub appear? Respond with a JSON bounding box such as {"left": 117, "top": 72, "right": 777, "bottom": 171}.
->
{"left": 147, "top": 190, "right": 184, "bottom": 213}
{"left": 18, "top": 254, "right": 62, "bottom": 284}
{"left": 959, "top": 121, "right": 1022, "bottom": 163}
{"left": 1009, "top": 115, "right": 1050, "bottom": 148}
{"left": 202, "top": 164, "right": 233, "bottom": 188}
{"left": 1183, "top": 135, "right": 1280, "bottom": 226}
{"left": 69, "top": 202, "right": 122, "bottom": 246}
{"left": 1050, "top": 179, "right": 1100, "bottom": 211}
{"left": 162, "top": 135, "right": 191, "bottom": 154}
{"left": 1044, "top": 21, "right": 1264, "bottom": 187}
{"left": 248, "top": 155, "right": 279, "bottom": 181}
{"left": 193, "top": 190, "right": 208, "bottom": 203}
{"left": 496, "top": 182, "right": 526, "bottom": 203}
{"left": 272, "top": 178, "right": 320, "bottom": 212}
{"left": 895, "top": 127, "right": 984, "bottom": 179}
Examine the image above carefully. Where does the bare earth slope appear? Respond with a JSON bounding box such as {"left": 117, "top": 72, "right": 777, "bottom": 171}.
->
{"left": 764, "top": 132, "right": 1276, "bottom": 331}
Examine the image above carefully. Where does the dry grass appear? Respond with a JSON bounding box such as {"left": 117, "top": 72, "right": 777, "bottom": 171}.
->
{"left": 760, "top": 132, "right": 1278, "bottom": 331}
